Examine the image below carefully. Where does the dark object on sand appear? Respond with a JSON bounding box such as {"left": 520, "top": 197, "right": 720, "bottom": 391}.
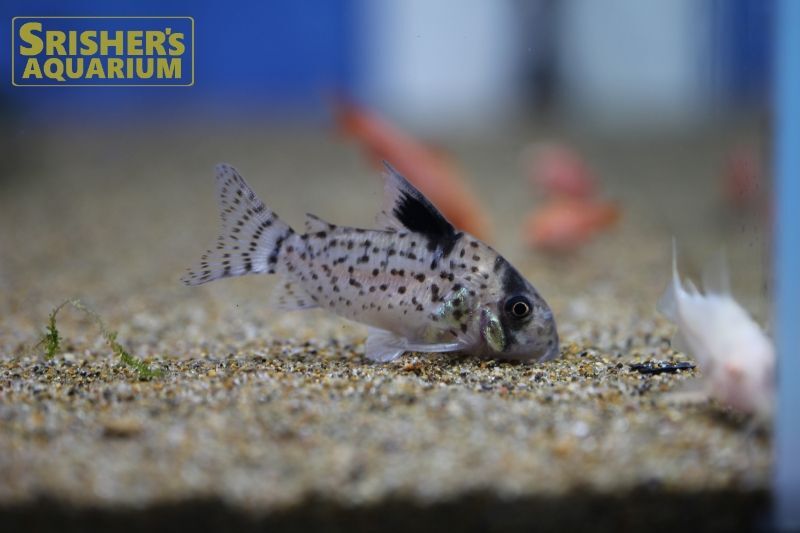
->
{"left": 629, "top": 361, "right": 696, "bottom": 375}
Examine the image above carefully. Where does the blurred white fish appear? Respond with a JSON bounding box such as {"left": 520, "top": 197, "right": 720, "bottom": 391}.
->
{"left": 657, "top": 243, "right": 775, "bottom": 419}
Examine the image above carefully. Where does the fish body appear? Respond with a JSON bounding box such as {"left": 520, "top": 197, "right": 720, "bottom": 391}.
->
{"left": 523, "top": 198, "right": 620, "bottom": 252}
{"left": 183, "top": 162, "right": 559, "bottom": 363}
{"left": 335, "top": 100, "right": 492, "bottom": 240}
{"left": 523, "top": 142, "right": 597, "bottom": 198}
{"left": 722, "top": 144, "right": 763, "bottom": 211}
{"left": 657, "top": 244, "right": 775, "bottom": 418}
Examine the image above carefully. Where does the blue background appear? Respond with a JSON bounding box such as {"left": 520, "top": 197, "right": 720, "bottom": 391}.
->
{"left": 0, "top": 1, "right": 357, "bottom": 120}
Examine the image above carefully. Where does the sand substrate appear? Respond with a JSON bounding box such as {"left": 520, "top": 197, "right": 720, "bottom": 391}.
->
{"left": 0, "top": 122, "right": 772, "bottom": 531}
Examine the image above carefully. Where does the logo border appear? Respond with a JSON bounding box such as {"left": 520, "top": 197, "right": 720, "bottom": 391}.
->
{"left": 11, "top": 16, "right": 195, "bottom": 87}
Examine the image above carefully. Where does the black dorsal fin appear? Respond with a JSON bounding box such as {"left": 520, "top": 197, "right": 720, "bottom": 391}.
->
{"left": 376, "top": 162, "right": 461, "bottom": 255}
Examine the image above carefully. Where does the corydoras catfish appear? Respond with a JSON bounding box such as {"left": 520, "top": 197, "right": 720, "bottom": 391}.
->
{"left": 183, "top": 162, "right": 559, "bottom": 363}
{"left": 658, "top": 243, "right": 775, "bottom": 418}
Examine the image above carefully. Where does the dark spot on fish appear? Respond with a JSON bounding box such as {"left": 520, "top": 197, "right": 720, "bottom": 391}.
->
{"left": 267, "top": 231, "right": 292, "bottom": 268}
{"left": 493, "top": 256, "right": 505, "bottom": 273}
{"left": 415, "top": 273, "right": 425, "bottom": 282}
{"left": 398, "top": 286, "right": 406, "bottom": 294}
{"left": 502, "top": 264, "right": 528, "bottom": 295}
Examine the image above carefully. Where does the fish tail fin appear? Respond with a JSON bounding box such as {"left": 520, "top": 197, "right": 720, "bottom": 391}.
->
{"left": 657, "top": 238, "right": 683, "bottom": 321}
{"left": 181, "top": 164, "right": 295, "bottom": 286}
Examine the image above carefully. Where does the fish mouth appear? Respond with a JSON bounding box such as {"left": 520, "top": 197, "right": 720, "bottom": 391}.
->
{"left": 539, "top": 340, "right": 560, "bottom": 362}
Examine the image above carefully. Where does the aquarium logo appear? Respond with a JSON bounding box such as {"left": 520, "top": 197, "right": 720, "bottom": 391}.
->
{"left": 11, "top": 16, "right": 194, "bottom": 86}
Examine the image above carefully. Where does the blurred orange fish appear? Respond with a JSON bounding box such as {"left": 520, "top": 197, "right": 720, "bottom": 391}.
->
{"left": 335, "top": 100, "right": 492, "bottom": 240}
{"left": 722, "top": 144, "right": 763, "bottom": 211}
{"left": 522, "top": 142, "right": 597, "bottom": 198}
{"left": 523, "top": 198, "right": 620, "bottom": 252}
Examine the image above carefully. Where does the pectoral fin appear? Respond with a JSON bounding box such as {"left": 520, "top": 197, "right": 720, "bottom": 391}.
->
{"left": 365, "top": 328, "right": 407, "bottom": 362}
{"left": 365, "top": 327, "right": 466, "bottom": 362}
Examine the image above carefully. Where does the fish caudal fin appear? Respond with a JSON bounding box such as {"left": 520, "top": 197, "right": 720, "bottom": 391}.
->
{"left": 657, "top": 238, "right": 683, "bottom": 321}
{"left": 181, "top": 164, "right": 295, "bottom": 286}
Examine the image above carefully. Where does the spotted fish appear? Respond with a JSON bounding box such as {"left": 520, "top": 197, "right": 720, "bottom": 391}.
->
{"left": 182, "top": 162, "right": 559, "bottom": 362}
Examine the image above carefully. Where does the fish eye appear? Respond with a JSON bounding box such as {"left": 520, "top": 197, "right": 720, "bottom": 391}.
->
{"left": 505, "top": 295, "right": 532, "bottom": 319}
